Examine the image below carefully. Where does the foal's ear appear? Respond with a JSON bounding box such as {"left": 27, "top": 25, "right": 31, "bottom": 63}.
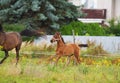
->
{"left": 56, "top": 32, "right": 60, "bottom": 35}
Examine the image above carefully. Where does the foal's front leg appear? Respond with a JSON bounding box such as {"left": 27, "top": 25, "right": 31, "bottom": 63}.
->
{"left": 65, "top": 56, "right": 71, "bottom": 66}
{"left": 55, "top": 55, "right": 61, "bottom": 65}
{"left": 0, "top": 51, "right": 9, "bottom": 64}
{"left": 49, "top": 55, "right": 57, "bottom": 61}
{"left": 49, "top": 55, "right": 61, "bottom": 66}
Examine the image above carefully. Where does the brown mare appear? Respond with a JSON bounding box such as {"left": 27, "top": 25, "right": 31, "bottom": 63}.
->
{"left": 50, "top": 32, "right": 86, "bottom": 65}
{"left": 0, "top": 23, "right": 22, "bottom": 65}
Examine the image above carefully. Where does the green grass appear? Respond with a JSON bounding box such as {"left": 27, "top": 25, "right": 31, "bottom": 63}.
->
{"left": 0, "top": 53, "right": 120, "bottom": 83}
{"left": 0, "top": 42, "right": 120, "bottom": 83}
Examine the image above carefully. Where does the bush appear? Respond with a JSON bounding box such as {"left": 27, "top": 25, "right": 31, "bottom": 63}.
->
{"left": 59, "top": 21, "right": 106, "bottom": 36}
{"left": 3, "top": 23, "right": 25, "bottom": 32}
{"left": 105, "top": 19, "right": 120, "bottom": 36}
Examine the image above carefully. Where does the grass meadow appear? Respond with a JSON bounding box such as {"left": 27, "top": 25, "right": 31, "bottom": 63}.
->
{"left": 0, "top": 42, "right": 120, "bottom": 83}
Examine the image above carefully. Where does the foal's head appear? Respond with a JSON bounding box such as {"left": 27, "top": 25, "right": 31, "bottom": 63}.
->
{"left": 50, "top": 32, "right": 65, "bottom": 43}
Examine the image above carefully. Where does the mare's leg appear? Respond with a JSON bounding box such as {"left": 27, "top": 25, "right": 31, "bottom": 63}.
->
{"left": 15, "top": 46, "right": 21, "bottom": 65}
{"left": 0, "top": 51, "right": 9, "bottom": 64}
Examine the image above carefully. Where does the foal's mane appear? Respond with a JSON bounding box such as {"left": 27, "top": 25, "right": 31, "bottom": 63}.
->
{"left": 59, "top": 34, "right": 65, "bottom": 44}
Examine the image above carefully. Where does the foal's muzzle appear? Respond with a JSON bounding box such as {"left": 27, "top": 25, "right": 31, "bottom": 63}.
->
{"left": 50, "top": 38, "right": 59, "bottom": 43}
{"left": 50, "top": 39, "right": 54, "bottom": 43}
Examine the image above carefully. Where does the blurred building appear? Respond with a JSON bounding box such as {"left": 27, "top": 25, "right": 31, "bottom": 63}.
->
{"left": 68, "top": 0, "right": 120, "bottom": 20}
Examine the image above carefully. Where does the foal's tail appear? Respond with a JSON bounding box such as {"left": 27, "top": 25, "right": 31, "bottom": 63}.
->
{"left": 78, "top": 44, "right": 88, "bottom": 47}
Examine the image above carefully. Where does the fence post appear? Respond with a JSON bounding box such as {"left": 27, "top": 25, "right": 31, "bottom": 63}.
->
{"left": 72, "top": 29, "right": 75, "bottom": 43}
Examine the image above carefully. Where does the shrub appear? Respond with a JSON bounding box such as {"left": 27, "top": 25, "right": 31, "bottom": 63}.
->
{"left": 3, "top": 23, "right": 25, "bottom": 32}
{"left": 105, "top": 18, "right": 120, "bottom": 36}
{"left": 59, "top": 21, "right": 106, "bottom": 36}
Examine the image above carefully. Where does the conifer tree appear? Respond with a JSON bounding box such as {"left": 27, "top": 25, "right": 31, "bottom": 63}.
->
{"left": 0, "top": 0, "right": 83, "bottom": 32}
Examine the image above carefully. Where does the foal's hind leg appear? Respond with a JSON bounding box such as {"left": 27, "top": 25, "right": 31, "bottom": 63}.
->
{"left": 74, "top": 48, "right": 80, "bottom": 65}
{"left": 0, "top": 51, "right": 9, "bottom": 64}
{"left": 74, "top": 53, "right": 80, "bottom": 64}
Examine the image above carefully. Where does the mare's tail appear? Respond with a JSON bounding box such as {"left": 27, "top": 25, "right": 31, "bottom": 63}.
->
{"left": 78, "top": 44, "right": 88, "bottom": 47}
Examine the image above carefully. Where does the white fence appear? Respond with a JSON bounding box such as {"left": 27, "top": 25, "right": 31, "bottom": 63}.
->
{"left": 34, "top": 35, "right": 120, "bottom": 54}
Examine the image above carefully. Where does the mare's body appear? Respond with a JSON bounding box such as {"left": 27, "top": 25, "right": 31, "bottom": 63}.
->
{"left": 0, "top": 23, "right": 22, "bottom": 64}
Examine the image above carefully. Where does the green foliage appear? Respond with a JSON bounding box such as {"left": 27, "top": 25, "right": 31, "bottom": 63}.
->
{"left": 3, "top": 23, "right": 25, "bottom": 32}
{"left": 2, "top": 23, "right": 34, "bottom": 42}
{"left": 0, "top": 0, "right": 84, "bottom": 30}
{"left": 59, "top": 21, "right": 106, "bottom": 36}
{"left": 105, "top": 19, "right": 120, "bottom": 36}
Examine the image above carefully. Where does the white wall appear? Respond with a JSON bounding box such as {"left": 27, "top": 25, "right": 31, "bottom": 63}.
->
{"left": 96, "top": 0, "right": 113, "bottom": 19}
{"left": 115, "top": 0, "right": 120, "bottom": 18}
{"left": 34, "top": 36, "right": 120, "bottom": 54}
{"left": 96, "top": 0, "right": 120, "bottom": 19}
